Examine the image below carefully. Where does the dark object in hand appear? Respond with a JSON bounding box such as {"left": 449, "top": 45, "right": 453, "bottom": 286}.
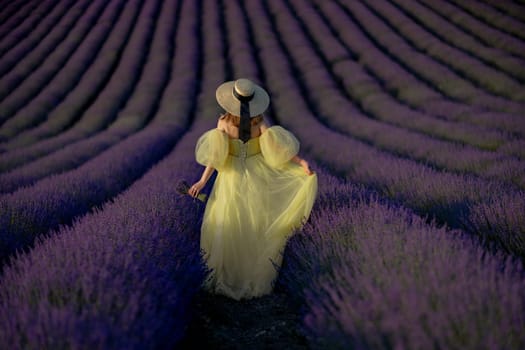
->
{"left": 176, "top": 180, "right": 207, "bottom": 202}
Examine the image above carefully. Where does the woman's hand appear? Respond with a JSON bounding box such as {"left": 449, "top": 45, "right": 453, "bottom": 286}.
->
{"left": 189, "top": 180, "right": 205, "bottom": 198}
{"left": 300, "top": 159, "right": 314, "bottom": 176}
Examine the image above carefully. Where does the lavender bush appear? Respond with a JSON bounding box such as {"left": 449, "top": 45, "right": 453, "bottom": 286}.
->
{"left": 0, "top": 124, "right": 183, "bottom": 267}
{"left": 448, "top": 0, "right": 525, "bottom": 41}
{"left": 244, "top": 0, "right": 525, "bottom": 259}
{"left": 365, "top": 0, "right": 525, "bottom": 101}
{"left": 217, "top": 4, "right": 525, "bottom": 347}
{"left": 311, "top": 0, "right": 525, "bottom": 138}
{"left": 0, "top": 0, "right": 65, "bottom": 76}
{"left": 0, "top": 1, "right": 41, "bottom": 41}
{"left": 0, "top": 0, "right": 77, "bottom": 101}
{"left": 272, "top": 0, "right": 525, "bottom": 188}
{"left": 277, "top": 180, "right": 525, "bottom": 349}
{"left": 0, "top": 0, "right": 97, "bottom": 101}
{"left": 337, "top": 0, "right": 525, "bottom": 115}
{"left": 0, "top": 0, "right": 142, "bottom": 168}
{"left": 0, "top": 0, "right": 212, "bottom": 346}
{"left": 0, "top": 0, "right": 113, "bottom": 138}
{"left": 392, "top": 0, "right": 525, "bottom": 82}
{"left": 0, "top": 0, "right": 202, "bottom": 267}
{"left": 0, "top": 126, "right": 207, "bottom": 349}
{"left": 0, "top": 0, "right": 524, "bottom": 348}
{"left": 418, "top": 0, "right": 525, "bottom": 59}
{"left": 482, "top": 0, "right": 525, "bottom": 22}
{"left": 0, "top": 0, "right": 177, "bottom": 192}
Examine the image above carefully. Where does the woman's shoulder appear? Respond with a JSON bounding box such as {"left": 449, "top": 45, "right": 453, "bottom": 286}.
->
{"left": 215, "top": 119, "right": 235, "bottom": 139}
{"left": 216, "top": 117, "right": 227, "bottom": 131}
{"left": 259, "top": 124, "right": 292, "bottom": 135}
{"left": 198, "top": 127, "right": 224, "bottom": 139}
{"left": 259, "top": 120, "right": 268, "bottom": 133}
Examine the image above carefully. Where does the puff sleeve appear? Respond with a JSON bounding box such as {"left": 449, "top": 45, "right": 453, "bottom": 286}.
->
{"left": 259, "top": 125, "right": 300, "bottom": 167}
{"left": 195, "top": 128, "right": 229, "bottom": 170}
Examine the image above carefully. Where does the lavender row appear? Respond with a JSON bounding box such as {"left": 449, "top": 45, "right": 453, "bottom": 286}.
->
{"left": 392, "top": 0, "right": 525, "bottom": 82}
{"left": 0, "top": 0, "right": 147, "bottom": 172}
{"left": 0, "top": 0, "right": 200, "bottom": 268}
{"left": 499, "top": 139, "right": 525, "bottom": 161}
{"left": 290, "top": 0, "right": 520, "bottom": 154}
{"left": 276, "top": 177, "right": 525, "bottom": 349}
{"left": 223, "top": 0, "right": 258, "bottom": 80}
{"left": 419, "top": 0, "right": 525, "bottom": 60}
{"left": 0, "top": 1, "right": 89, "bottom": 124}
{"left": 244, "top": 0, "right": 525, "bottom": 258}
{"left": 311, "top": 1, "right": 525, "bottom": 141}
{"left": 273, "top": 1, "right": 525, "bottom": 187}
{"left": 0, "top": 0, "right": 39, "bottom": 41}
{"left": 367, "top": 0, "right": 525, "bottom": 99}
{"left": 0, "top": 1, "right": 211, "bottom": 345}
{"left": 194, "top": 0, "right": 231, "bottom": 119}
{"left": 0, "top": 0, "right": 171, "bottom": 191}
{"left": 0, "top": 124, "right": 184, "bottom": 267}
{"left": 450, "top": 0, "right": 525, "bottom": 41}
{"left": 221, "top": 0, "right": 285, "bottom": 123}
{"left": 225, "top": 2, "right": 523, "bottom": 348}
{"left": 218, "top": 7, "right": 524, "bottom": 329}
{"left": 0, "top": 0, "right": 72, "bottom": 78}
{"left": 334, "top": 59, "right": 516, "bottom": 151}
{"left": 0, "top": 0, "right": 109, "bottom": 139}
{"left": 481, "top": 0, "right": 525, "bottom": 22}
{"left": 293, "top": 0, "right": 524, "bottom": 149}
{"left": 0, "top": 0, "right": 55, "bottom": 57}
{"left": 0, "top": 0, "right": 98, "bottom": 101}
{"left": 147, "top": 0, "right": 200, "bottom": 126}
{"left": 0, "top": 0, "right": 141, "bottom": 165}
{"left": 337, "top": 0, "right": 525, "bottom": 115}
{"left": 0, "top": 0, "right": 23, "bottom": 30}
{"left": 0, "top": 125, "right": 207, "bottom": 349}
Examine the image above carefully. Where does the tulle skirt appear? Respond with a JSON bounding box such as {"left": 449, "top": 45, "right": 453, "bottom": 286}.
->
{"left": 200, "top": 152, "right": 317, "bottom": 300}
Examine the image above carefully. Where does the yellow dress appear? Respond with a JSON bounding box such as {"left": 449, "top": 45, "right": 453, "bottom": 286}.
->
{"left": 195, "top": 125, "right": 318, "bottom": 300}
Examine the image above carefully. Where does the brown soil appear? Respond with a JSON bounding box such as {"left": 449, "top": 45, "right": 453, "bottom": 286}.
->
{"left": 178, "top": 290, "right": 310, "bottom": 349}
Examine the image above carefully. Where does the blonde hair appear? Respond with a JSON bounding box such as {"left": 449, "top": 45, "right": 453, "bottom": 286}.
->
{"left": 219, "top": 112, "right": 264, "bottom": 127}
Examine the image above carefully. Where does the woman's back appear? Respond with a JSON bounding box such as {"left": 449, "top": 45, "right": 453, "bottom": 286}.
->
{"left": 217, "top": 114, "right": 265, "bottom": 140}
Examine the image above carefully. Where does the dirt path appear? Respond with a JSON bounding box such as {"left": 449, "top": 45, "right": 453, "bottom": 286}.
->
{"left": 179, "top": 290, "right": 310, "bottom": 349}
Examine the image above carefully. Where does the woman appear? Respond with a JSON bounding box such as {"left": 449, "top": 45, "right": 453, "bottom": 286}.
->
{"left": 189, "top": 78, "right": 317, "bottom": 300}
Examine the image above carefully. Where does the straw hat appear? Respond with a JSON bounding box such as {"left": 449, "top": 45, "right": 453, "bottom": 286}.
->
{"left": 215, "top": 78, "right": 270, "bottom": 117}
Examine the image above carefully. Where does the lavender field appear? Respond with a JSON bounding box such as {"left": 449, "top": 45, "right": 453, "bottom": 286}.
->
{"left": 0, "top": 0, "right": 524, "bottom": 349}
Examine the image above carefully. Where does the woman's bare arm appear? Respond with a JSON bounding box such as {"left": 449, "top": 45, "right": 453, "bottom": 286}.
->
{"left": 291, "top": 155, "right": 313, "bottom": 176}
{"left": 189, "top": 119, "right": 229, "bottom": 198}
{"left": 189, "top": 165, "right": 215, "bottom": 198}
{"left": 260, "top": 121, "right": 313, "bottom": 175}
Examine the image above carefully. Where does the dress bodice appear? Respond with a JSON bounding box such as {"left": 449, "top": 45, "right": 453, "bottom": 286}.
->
{"left": 228, "top": 136, "right": 261, "bottom": 158}
{"left": 195, "top": 126, "right": 299, "bottom": 169}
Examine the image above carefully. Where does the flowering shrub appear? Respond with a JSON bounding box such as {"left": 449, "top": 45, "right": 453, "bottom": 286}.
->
{"left": 0, "top": 0, "right": 524, "bottom": 348}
